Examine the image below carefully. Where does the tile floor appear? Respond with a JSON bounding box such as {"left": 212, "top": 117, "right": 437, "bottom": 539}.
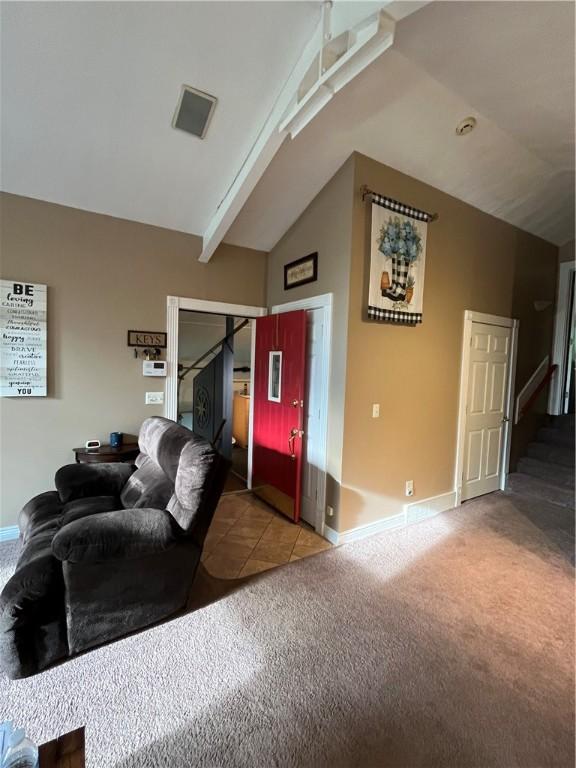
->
{"left": 202, "top": 493, "right": 332, "bottom": 579}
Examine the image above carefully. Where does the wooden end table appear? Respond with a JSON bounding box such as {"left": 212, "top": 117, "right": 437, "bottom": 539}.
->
{"left": 73, "top": 444, "right": 139, "bottom": 464}
{"left": 39, "top": 727, "right": 85, "bottom": 768}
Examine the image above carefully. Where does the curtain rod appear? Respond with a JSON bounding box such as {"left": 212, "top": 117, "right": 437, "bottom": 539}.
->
{"left": 361, "top": 185, "right": 439, "bottom": 223}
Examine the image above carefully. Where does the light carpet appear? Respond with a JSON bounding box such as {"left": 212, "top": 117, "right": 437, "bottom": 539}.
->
{"left": 0, "top": 493, "right": 574, "bottom": 767}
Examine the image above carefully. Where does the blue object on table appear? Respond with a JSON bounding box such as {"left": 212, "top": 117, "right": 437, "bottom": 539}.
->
{"left": 1, "top": 721, "right": 38, "bottom": 767}
{"left": 110, "top": 431, "right": 123, "bottom": 448}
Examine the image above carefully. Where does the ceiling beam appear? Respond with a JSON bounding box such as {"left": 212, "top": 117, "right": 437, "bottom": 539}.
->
{"left": 199, "top": 1, "right": 429, "bottom": 263}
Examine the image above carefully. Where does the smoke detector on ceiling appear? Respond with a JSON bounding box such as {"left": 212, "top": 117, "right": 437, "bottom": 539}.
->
{"left": 456, "top": 116, "right": 477, "bottom": 136}
{"left": 172, "top": 85, "right": 217, "bottom": 139}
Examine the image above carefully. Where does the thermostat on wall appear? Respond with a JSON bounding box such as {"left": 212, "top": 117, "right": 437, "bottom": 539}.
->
{"left": 143, "top": 360, "right": 167, "bottom": 377}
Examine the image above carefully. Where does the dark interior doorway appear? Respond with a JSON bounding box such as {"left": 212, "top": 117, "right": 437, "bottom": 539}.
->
{"left": 177, "top": 310, "right": 253, "bottom": 493}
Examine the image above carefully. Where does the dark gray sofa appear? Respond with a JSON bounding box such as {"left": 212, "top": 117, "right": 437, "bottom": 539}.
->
{"left": 0, "top": 417, "right": 229, "bottom": 679}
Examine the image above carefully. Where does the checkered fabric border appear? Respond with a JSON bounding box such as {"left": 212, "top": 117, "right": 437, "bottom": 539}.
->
{"left": 385, "top": 256, "right": 409, "bottom": 299}
{"left": 370, "top": 193, "right": 431, "bottom": 222}
{"left": 368, "top": 306, "right": 422, "bottom": 325}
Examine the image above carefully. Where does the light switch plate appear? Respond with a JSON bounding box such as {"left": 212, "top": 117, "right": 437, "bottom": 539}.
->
{"left": 146, "top": 391, "right": 164, "bottom": 405}
{"left": 405, "top": 480, "right": 414, "bottom": 497}
{"left": 372, "top": 403, "right": 380, "bottom": 418}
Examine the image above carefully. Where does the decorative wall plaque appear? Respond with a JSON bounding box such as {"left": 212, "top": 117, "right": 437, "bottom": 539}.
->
{"left": 127, "top": 330, "right": 167, "bottom": 348}
{"left": 0, "top": 279, "right": 47, "bottom": 397}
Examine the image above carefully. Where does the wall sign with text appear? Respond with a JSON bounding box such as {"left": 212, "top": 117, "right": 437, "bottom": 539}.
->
{"left": 284, "top": 252, "right": 318, "bottom": 290}
{"left": 0, "top": 280, "right": 47, "bottom": 397}
{"left": 127, "top": 330, "right": 167, "bottom": 348}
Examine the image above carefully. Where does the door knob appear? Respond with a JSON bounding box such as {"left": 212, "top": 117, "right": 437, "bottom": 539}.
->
{"left": 502, "top": 416, "right": 509, "bottom": 423}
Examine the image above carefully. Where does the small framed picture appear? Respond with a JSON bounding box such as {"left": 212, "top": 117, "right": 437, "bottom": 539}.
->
{"left": 284, "top": 252, "right": 318, "bottom": 291}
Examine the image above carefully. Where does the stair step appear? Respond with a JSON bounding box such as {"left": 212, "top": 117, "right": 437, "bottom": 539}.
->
{"left": 537, "top": 426, "right": 575, "bottom": 448}
{"left": 517, "top": 457, "right": 575, "bottom": 488}
{"left": 504, "top": 492, "right": 574, "bottom": 561}
{"left": 507, "top": 473, "right": 575, "bottom": 509}
{"left": 552, "top": 414, "right": 575, "bottom": 433}
{"left": 527, "top": 441, "right": 575, "bottom": 468}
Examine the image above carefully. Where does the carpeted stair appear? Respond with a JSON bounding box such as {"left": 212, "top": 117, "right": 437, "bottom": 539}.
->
{"left": 507, "top": 414, "right": 575, "bottom": 510}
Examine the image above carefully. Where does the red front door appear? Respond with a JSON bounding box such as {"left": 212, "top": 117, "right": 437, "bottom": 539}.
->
{"left": 252, "top": 311, "right": 307, "bottom": 522}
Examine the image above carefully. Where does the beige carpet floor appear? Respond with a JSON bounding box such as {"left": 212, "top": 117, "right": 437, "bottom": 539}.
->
{"left": 0, "top": 492, "right": 573, "bottom": 767}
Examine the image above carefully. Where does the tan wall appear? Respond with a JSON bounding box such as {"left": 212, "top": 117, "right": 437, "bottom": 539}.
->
{"left": 266, "top": 158, "right": 354, "bottom": 517}
{"left": 337, "top": 153, "right": 558, "bottom": 532}
{"left": 559, "top": 239, "right": 575, "bottom": 263}
{"left": 0, "top": 193, "right": 267, "bottom": 527}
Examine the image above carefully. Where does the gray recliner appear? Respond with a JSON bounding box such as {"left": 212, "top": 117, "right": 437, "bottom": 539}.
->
{"left": 0, "top": 417, "right": 230, "bottom": 679}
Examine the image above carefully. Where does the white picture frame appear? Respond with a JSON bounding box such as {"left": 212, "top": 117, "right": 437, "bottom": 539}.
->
{"left": 268, "top": 351, "right": 282, "bottom": 403}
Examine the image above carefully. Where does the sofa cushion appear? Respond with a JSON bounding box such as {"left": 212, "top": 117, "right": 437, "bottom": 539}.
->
{"left": 55, "top": 463, "right": 135, "bottom": 504}
{"left": 138, "top": 417, "right": 199, "bottom": 482}
{"left": 52, "top": 508, "right": 177, "bottom": 564}
{"left": 120, "top": 455, "right": 174, "bottom": 510}
{"left": 1, "top": 532, "right": 63, "bottom": 629}
{"left": 0, "top": 529, "right": 68, "bottom": 678}
{"left": 18, "top": 492, "right": 63, "bottom": 544}
{"left": 62, "top": 496, "right": 120, "bottom": 526}
{"left": 167, "top": 437, "right": 226, "bottom": 533}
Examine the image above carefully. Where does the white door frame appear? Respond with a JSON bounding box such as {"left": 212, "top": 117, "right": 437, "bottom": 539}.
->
{"left": 271, "top": 293, "right": 333, "bottom": 534}
{"left": 165, "top": 296, "right": 267, "bottom": 488}
{"left": 549, "top": 261, "right": 575, "bottom": 415}
{"left": 454, "top": 310, "right": 519, "bottom": 505}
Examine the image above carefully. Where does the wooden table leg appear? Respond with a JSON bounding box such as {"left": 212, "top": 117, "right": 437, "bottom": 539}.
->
{"left": 38, "top": 726, "right": 85, "bottom": 768}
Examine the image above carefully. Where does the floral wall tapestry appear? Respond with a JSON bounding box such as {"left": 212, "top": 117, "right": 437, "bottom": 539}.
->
{"left": 367, "top": 195, "right": 430, "bottom": 325}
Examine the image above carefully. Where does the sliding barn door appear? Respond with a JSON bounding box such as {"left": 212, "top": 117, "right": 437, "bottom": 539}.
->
{"left": 192, "top": 333, "right": 233, "bottom": 460}
{"left": 252, "top": 311, "right": 307, "bottom": 522}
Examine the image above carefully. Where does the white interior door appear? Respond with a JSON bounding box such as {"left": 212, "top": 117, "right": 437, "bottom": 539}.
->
{"left": 301, "top": 308, "right": 324, "bottom": 529}
{"left": 462, "top": 321, "right": 512, "bottom": 501}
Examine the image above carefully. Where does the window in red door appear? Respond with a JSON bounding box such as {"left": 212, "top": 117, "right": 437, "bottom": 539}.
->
{"left": 252, "top": 311, "right": 307, "bottom": 522}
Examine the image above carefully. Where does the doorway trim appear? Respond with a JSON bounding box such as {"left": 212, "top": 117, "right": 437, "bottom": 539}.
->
{"left": 549, "top": 261, "right": 575, "bottom": 415}
{"left": 165, "top": 296, "right": 267, "bottom": 486}
{"left": 454, "top": 310, "right": 519, "bottom": 506}
{"left": 270, "top": 293, "right": 333, "bottom": 534}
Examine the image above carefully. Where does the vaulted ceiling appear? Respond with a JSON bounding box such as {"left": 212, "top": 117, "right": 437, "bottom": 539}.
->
{"left": 0, "top": 1, "right": 319, "bottom": 234}
{"left": 1, "top": 1, "right": 574, "bottom": 252}
{"left": 227, "top": 1, "right": 575, "bottom": 249}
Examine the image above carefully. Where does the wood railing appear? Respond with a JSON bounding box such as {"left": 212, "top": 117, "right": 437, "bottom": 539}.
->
{"left": 515, "top": 359, "right": 558, "bottom": 423}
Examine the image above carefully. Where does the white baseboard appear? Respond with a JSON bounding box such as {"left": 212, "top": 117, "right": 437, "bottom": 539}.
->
{"left": 323, "top": 525, "right": 340, "bottom": 545}
{"left": 324, "top": 511, "right": 406, "bottom": 545}
{"left": 404, "top": 491, "right": 457, "bottom": 525}
{"left": 0, "top": 526, "right": 19, "bottom": 542}
{"left": 324, "top": 490, "right": 457, "bottom": 545}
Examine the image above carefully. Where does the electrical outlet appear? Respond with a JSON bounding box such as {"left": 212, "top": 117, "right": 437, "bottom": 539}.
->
{"left": 405, "top": 480, "right": 414, "bottom": 497}
{"left": 145, "top": 391, "right": 164, "bottom": 405}
{"left": 372, "top": 403, "right": 380, "bottom": 418}
{"left": 326, "top": 505, "right": 334, "bottom": 517}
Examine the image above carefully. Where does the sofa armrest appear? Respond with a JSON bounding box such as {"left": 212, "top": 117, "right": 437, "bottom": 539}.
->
{"left": 52, "top": 508, "right": 176, "bottom": 564}
{"left": 55, "top": 463, "right": 135, "bottom": 504}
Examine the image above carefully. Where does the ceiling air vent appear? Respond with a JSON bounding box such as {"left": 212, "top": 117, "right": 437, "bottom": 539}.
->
{"left": 172, "top": 85, "right": 217, "bottom": 139}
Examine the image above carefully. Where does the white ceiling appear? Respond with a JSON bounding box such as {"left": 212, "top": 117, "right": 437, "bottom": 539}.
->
{"left": 227, "top": 1, "right": 575, "bottom": 249}
{"left": 1, "top": 1, "right": 574, "bottom": 250}
{"left": 0, "top": 1, "right": 319, "bottom": 235}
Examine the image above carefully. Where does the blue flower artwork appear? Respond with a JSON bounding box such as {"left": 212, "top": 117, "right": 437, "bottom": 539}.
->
{"left": 378, "top": 216, "right": 422, "bottom": 264}
{"left": 368, "top": 204, "right": 428, "bottom": 325}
